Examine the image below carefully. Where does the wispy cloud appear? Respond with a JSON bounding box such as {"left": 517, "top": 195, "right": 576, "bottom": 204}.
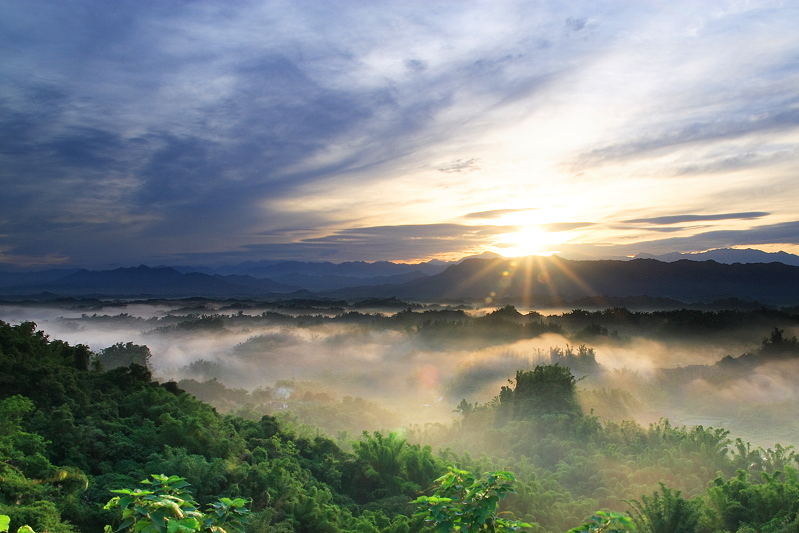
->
{"left": 464, "top": 209, "right": 536, "bottom": 220}
{"left": 438, "top": 158, "right": 481, "bottom": 173}
{"left": 541, "top": 222, "right": 594, "bottom": 232}
{"left": 561, "top": 220, "right": 799, "bottom": 259}
{"left": 623, "top": 212, "right": 770, "bottom": 225}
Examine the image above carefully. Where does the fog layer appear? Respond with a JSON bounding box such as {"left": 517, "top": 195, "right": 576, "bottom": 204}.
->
{"left": 3, "top": 300, "right": 798, "bottom": 447}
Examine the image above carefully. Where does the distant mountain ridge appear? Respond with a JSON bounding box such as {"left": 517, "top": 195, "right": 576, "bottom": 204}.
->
{"left": 634, "top": 248, "right": 799, "bottom": 266}
{"left": 330, "top": 256, "right": 799, "bottom": 306}
{"left": 0, "top": 265, "right": 304, "bottom": 298}
{"left": 170, "top": 259, "right": 452, "bottom": 278}
{"left": 4, "top": 253, "right": 799, "bottom": 305}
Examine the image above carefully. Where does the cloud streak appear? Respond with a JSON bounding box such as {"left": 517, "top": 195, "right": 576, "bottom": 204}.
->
{"left": 623, "top": 212, "right": 770, "bottom": 225}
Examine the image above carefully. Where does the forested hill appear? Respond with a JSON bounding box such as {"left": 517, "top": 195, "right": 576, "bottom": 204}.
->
{"left": 0, "top": 319, "right": 436, "bottom": 532}
{"left": 5, "top": 257, "right": 799, "bottom": 304}
{"left": 6, "top": 319, "right": 799, "bottom": 532}
{"left": 334, "top": 256, "right": 799, "bottom": 305}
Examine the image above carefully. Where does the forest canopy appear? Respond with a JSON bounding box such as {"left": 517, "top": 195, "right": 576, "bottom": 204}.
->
{"left": 3, "top": 309, "right": 799, "bottom": 532}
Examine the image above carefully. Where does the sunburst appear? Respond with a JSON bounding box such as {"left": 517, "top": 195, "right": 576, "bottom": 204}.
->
{"left": 492, "top": 226, "right": 562, "bottom": 258}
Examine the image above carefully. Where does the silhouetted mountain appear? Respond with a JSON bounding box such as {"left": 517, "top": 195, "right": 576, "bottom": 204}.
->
{"left": 270, "top": 271, "right": 429, "bottom": 292}
{"left": 635, "top": 248, "right": 799, "bottom": 266}
{"left": 6, "top": 256, "right": 799, "bottom": 304}
{"left": 209, "top": 274, "right": 304, "bottom": 293}
{"left": 176, "top": 259, "right": 449, "bottom": 279}
{"left": 0, "top": 265, "right": 302, "bottom": 298}
{"left": 329, "top": 256, "right": 799, "bottom": 305}
{"left": 169, "top": 259, "right": 450, "bottom": 291}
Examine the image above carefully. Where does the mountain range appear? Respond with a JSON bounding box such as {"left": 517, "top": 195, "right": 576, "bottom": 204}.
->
{"left": 2, "top": 248, "right": 799, "bottom": 306}
{"left": 329, "top": 256, "right": 799, "bottom": 306}
{"left": 634, "top": 248, "right": 799, "bottom": 266}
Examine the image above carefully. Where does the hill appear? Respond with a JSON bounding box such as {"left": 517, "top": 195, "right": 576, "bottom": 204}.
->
{"left": 0, "top": 265, "right": 304, "bottom": 299}
{"left": 331, "top": 256, "right": 799, "bottom": 305}
{"left": 4, "top": 256, "right": 799, "bottom": 304}
{"left": 634, "top": 248, "right": 799, "bottom": 266}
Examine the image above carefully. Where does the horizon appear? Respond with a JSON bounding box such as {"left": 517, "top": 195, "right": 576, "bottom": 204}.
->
{"left": 2, "top": 2, "right": 799, "bottom": 269}
{"left": 3, "top": 246, "right": 799, "bottom": 274}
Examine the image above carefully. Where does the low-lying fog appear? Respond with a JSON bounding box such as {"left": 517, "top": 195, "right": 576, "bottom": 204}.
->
{"left": 3, "top": 300, "right": 799, "bottom": 448}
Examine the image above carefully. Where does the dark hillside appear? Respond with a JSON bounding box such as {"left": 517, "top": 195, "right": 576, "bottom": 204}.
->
{"left": 333, "top": 257, "right": 799, "bottom": 305}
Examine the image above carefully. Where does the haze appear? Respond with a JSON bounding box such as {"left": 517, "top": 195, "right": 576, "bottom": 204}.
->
{"left": 5, "top": 300, "right": 799, "bottom": 449}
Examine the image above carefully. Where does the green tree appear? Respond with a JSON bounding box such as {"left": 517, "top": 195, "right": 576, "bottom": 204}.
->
{"left": 413, "top": 468, "right": 531, "bottom": 532}
{"left": 349, "top": 432, "right": 443, "bottom": 501}
{"left": 626, "top": 484, "right": 701, "bottom": 533}
{"left": 104, "top": 474, "right": 249, "bottom": 533}
{"left": 707, "top": 468, "right": 799, "bottom": 532}
{"left": 498, "top": 365, "right": 583, "bottom": 420}
{"left": 566, "top": 511, "right": 635, "bottom": 533}
{"left": 98, "top": 342, "right": 153, "bottom": 370}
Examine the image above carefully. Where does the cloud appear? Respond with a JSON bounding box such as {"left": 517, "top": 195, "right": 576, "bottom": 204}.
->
{"left": 2, "top": 1, "right": 593, "bottom": 266}
{"left": 289, "top": 224, "right": 509, "bottom": 260}
{"left": 464, "top": 209, "right": 536, "bottom": 219}
{"left": 541, "top": 222, "right": 594, "bottom": 232}
{"left": 0, "top": 248, "right": 70, "bottom": 268}
{"left": 565, "top": 17, "right": 588, "bottom": 32}
{"left": 574, "top": 104, "right": 799, "bottom": 169}
{"left": 438, "top": 158, "right": 481, "bottom": 173}
{"left": 612, "top": 226, "right": 693, "bottom": 234}
{"left": 560, "top": 220, "right": 799, "bottom": 258}
{"left": 1, "top": 1, "right": 799, "bottom": 267}
{"left": 623, "top": 212, "right": 770, "bottom": 225}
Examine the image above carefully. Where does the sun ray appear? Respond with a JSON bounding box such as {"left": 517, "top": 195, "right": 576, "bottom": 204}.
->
{"left": 443, "top": 256, "right": 509, "bottom": 303}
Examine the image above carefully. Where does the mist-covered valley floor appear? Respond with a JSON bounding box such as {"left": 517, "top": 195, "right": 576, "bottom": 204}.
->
{"left": 4, "top": 298, "right": 799, "bottom": 449}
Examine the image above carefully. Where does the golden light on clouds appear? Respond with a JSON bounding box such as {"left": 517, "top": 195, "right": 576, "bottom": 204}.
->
{"left": 492, "top": 226, "right": 565, "bottom": 258}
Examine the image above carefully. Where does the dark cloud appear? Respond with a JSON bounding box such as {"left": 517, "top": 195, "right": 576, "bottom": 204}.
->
{"left": 130, "top": 223, "right": 514, "bottom": 266}
{"left": 610, "top": 225, "right": 692, "bottom": 233}
{"left": 562, "top": 220, "right": 799, "bottom": 259}
{"left": 304, "top": 223, "right": 508, "bottom": 242}
{"left": 623, "top": 212, "right": 770, "bottom": 225}
{"left": 251, "top": 224, "right": 510, "bottom": 262}
{"left": 685, "top": 220, "right": 799, "bottom": 247}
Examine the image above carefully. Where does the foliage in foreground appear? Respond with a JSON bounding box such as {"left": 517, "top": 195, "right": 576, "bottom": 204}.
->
{"left": 414, "top": 468, "right": 532, "bottom": 532}
{"left": 103, "top": 474, "right": 249, "bottom": 533}
{"left": 565, "top": 511, "right": 635, "bottom": 533}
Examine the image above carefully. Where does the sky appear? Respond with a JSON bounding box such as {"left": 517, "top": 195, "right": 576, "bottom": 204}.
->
{"left": 2, "top": 0, "right": 799, "bottom": 270}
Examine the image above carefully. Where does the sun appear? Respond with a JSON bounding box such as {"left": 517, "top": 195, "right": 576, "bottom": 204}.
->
{"left": 492, "top": 226, "right": 562, "bottom": 258}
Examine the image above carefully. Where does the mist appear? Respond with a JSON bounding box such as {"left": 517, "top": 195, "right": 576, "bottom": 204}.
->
{"left": 3, "top": 299, "right": 799, "bottom": 447}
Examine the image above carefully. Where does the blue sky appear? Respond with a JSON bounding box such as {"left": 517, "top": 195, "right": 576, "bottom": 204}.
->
{"left": 2, "top": 1, "right": 799, "bottom": 269}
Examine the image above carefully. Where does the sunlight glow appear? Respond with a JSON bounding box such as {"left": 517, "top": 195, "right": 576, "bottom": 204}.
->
{"left": 492, "top": 226, "right": 564, "bottom": 258}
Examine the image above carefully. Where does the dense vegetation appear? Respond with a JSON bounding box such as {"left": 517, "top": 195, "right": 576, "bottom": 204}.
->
{"left": 3, "top": 316, "right": 799, "bottom": 532}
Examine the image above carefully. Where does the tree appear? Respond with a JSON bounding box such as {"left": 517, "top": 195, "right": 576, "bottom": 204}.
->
{"left": 565, "top": 511, "right": 634, "bottom": 533}
{"left": 104, "top": 474, "right": 249, "bottom": 533}
{"left": 626, "top": 484, "right": 701, "bottom": 533}
{"left": 707, "top": 468, "right": 799, "bottom": 532}
{"left": 349, "top": 431, "right": 442, "bottom": 500}
{"left": 498, "top": 365, "right": 583, "bottom": 419}
{"left": 98, "top": 343, "right": 152, "bottom": 370}
{"left": 413, "top": 468, "right": 531, "bottom": 532}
